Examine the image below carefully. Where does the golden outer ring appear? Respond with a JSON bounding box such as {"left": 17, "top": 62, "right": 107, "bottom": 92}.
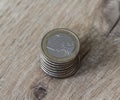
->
{"left": 41, "top": 28, "right": 80, "bottom": 63}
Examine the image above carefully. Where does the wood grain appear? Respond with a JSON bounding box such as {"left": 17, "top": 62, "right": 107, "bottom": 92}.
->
{"left": 0, "top": 0, "right": 120, "bottom": 100}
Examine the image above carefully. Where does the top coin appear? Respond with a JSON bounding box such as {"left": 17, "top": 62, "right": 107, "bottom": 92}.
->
{"left": 41, "top": 28, "right": 80, "bottom": 63}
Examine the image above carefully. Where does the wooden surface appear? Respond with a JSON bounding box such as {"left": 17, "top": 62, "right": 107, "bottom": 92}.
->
{"left": 0, "top": 0, "right": 120, "bottom": 100}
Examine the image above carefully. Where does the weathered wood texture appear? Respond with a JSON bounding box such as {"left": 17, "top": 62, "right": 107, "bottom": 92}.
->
{"left": 0, "top": 0, "right": 120, "bottom": 100}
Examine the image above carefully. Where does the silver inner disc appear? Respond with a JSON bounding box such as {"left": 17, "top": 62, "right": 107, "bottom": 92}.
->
{"left": 46, "top": 33, "right": 75, "bottom": 58}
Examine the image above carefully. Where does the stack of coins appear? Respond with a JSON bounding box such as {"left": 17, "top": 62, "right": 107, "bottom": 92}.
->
{"left": 40, "top": 28, "right": 80, "bottom": 78}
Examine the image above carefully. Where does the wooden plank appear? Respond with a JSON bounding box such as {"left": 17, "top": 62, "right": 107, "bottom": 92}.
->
{"left": 0, "top": 0, "right": 120, "bottom": 100}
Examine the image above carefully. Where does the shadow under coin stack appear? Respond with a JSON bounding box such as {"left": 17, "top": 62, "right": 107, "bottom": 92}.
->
{"left": 40, "top": 28, "right": 80, "bottom": 78}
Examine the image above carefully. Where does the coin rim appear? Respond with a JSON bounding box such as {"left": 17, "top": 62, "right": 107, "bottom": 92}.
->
{"left": 41, "top": 28, "right": 80, "bottom": 63}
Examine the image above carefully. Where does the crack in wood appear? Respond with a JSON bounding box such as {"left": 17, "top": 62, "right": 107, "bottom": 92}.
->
{"left": 107, "top": 15, "right": 120, "bottom": 37}
{"left": 106, "top": 1, "right": 120, "bottom": 37}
